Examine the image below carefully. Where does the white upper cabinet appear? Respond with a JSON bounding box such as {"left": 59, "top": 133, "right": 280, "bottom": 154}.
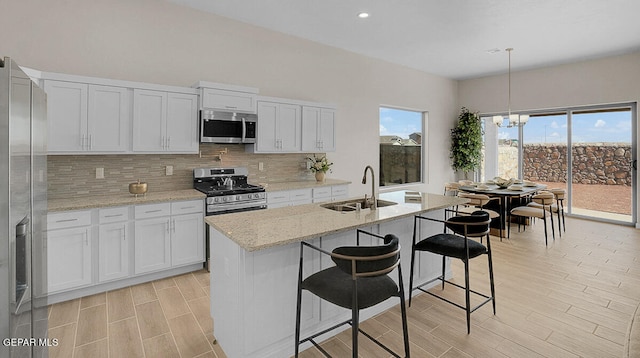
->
{"left": 254, "top": 101, "right": 302, "bottom": 153}
{"left": 45, "top": 81, "right": 130, "bottom": 154}
{"left": 195, "top": 81, "right": 259, "bottom": 113}
{"left": 43, "top": 72, "right": 198, "bottom": 155}
{"left": 302, "top": 106, "right": 336, "bottom": 152}
{"left": 132, "top": 89, "right": 166, "bottom": 152}
{"left": 200, "top": 88, "right": 257, "bottom": 113}
{"left": 88, "top": 85, "right": 130, "bottom": 152}
{"left": 132, "top": 89, "right": 199, "bottom": 153}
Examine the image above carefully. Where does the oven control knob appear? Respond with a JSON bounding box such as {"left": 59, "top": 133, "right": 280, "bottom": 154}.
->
{"left": 236, "top": 195, "right": 241, "bottom": 200}
{"left": 254, "top": 193, "right": 260, "bottom": 199}
{"left": 223, "top": 197, "right": 228, "bottom": 202}
{"left": 213, "top": 198, "right": 219, "bottom": 203}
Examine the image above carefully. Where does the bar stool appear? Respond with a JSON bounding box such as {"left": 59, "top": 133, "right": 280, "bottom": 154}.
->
{"left": 409, "top": 211, "right": 495, "bottom": 333}
{"left": 295, "top": 230, "right": 410, "bottom": 358}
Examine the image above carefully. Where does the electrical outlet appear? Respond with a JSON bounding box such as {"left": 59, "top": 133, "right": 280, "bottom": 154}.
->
{"left": 96, "top": 168, "right": 104, "bottom": 179}
{"left": 259, "top": 162, "right": 264, "bottom": 171}
{"left": 166, "top": 165, "right": 173, "bottom": 176}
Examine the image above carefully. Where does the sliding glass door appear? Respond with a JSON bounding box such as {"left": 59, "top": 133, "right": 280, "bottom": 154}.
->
{"left": 569, "top": 107, "right": 634, "bottom": 222}
{"left": 484, "top": 103, "right": 636, "bottom": 225}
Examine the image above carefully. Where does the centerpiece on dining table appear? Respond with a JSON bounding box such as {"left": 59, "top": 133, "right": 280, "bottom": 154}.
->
{"left": 493, "top": 177, "right": 514, "bottom": 189}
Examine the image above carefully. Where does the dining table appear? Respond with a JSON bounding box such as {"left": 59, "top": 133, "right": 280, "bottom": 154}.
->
{"left": 459, "top": 183, "right": 548, "bottom": 237}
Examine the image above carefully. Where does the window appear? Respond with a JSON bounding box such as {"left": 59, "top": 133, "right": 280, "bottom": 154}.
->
{"left": 379, "top": 107, "right": 424, "bottom": 187}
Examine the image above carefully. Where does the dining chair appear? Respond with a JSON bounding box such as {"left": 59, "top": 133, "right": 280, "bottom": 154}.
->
{"left": 295, "top": 230, "right": 410, "bottom": 358}
{"left": 409, "top": 210, "right": 495, "bottom": 334}
{"left": 526, "top": 189, "right": 565, "bottom": 237}
{"left": 509, "top": 192, "right": 556, "bottom": 245}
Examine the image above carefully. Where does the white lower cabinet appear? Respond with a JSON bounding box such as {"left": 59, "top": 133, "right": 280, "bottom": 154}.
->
{"left": 98, "top": 206, "right": 131, "bottom": 282}
{"left": 47, "top": 211, "right": 93, "bottom": 293}
{"left": 270, "top": 185, "right": 349, "bottom": 208}
{"left": 170, "top": 201, "right": 204, "bottom": 266}
{"left": 134, "top": 216, "right": 172, "bottom": 274}
{"left": 134, "top": 200, "right": 204, "bottom": 274}
{"left": 46, "top": 199, "right": 204, "bottom": 299}
{"left": 98, "top": 221, "right": 130, "bottom": 282}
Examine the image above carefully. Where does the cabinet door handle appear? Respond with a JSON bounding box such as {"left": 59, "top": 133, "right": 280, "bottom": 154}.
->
{"left": 56, "top": 218, "right": 78, "bottom": 223}
{"left": 85, "top": 229, "right": 89, "bottom": 245}
{"left": 80, "top": 134, "right": 86, "bottom": 150}
{"left": 104, "top": 214, "right": 123, "bottom": 218}
{"left": 224, "top": 105, "right": 238, "bottom": 109}
{"left": 145, "top": 209, "right": 162, "bottom": 214}
{"left": 166, "top": 220, "right": 171, "bottom": 233}
{"left": 89, "top": 134, "right": 93, "bottom": 150}
{"left": 171, "top": 219, "right": 176, "bottom": 233}
{"left": 122, "top": 227, "right": 126, "bottom": 241}
{"left": 167, "top": 136, "right": 171, "bottom": 149}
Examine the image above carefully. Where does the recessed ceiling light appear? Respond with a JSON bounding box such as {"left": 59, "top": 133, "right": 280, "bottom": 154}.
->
{"left": 357, "top": 12, "right": 369, "bottom": 18}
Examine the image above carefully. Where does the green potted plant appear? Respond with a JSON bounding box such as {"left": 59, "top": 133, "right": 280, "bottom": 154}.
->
{"left": 450, "top": 107, "right": 483, "bottom": 180}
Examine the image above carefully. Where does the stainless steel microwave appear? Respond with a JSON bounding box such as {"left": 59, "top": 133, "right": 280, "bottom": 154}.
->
{"left": 200, "top": 109, "right": 257, "bottom": 144}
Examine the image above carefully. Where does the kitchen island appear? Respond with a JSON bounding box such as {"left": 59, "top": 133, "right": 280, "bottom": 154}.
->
{"left": 205, "top": 190, "right": 468, "bottom": 358}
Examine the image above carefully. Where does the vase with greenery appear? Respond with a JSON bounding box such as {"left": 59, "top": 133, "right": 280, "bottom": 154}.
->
{"left": 450, "top": 107, "right": 483, "bottom": 179}
{"left": 307, "top": 154, "right": 333, "bottom": 182}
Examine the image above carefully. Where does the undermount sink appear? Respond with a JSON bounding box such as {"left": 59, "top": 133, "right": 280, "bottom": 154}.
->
{"left": 320, "top": 198, "right": 397, "bottom": 212}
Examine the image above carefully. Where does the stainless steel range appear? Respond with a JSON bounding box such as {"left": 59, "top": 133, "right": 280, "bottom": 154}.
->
{"left": 193, "top": 167, "right": 266, "bottom": 216}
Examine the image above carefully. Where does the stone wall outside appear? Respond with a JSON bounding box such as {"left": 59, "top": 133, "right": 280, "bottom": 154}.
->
{"left": 514, "top": 143, "right": 632, "bottom": 186}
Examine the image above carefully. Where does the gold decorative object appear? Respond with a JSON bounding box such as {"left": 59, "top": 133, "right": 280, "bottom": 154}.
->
{"left": 129, "top": 179, "right": 148, "bottom": 197}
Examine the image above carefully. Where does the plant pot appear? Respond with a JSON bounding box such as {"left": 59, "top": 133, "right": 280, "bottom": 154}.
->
{"left": 315, "top": 171, "right": 326, "bottom": 182}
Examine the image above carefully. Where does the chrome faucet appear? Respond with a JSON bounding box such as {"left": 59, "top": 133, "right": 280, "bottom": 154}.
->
{"left": 362, "top": 165, "right": 376, "bottom": 210}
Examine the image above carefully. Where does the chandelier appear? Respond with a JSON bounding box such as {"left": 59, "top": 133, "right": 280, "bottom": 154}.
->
{"left": 492, "top": 48, "right": 528, "bottom": 127}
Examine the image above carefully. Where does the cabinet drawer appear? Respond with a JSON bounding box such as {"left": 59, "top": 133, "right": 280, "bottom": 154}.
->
{"left": 312, "top": 187, "right": 332, "bottom": 199}
{"left": 331, "top": 185, "right": 349, "bottom": 197}
{"left": 47, "top": 210, "right": 92, "bottom": 230}
{"left": 289, "top": 189, "right": 312, "bottom": 202}
{"left": 135, "top": 203, "right": 171, "bottom": 219}
{"left": 267, "top": 191, "right": 290, "bottom": 204}
{"left": 171, "top": 200, "right": 203, "bottom": 215}
{"left": 99, "top": 206, "right": 129, "bottom": 224}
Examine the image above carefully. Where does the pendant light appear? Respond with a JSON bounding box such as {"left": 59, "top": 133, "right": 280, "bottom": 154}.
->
{"left": 493, "top": 48, "right": 529, "bottom": 127}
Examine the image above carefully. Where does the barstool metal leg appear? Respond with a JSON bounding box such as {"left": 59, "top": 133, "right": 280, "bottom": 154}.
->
{"left": 464, "top": 258, "right": 471, "bottom": 334}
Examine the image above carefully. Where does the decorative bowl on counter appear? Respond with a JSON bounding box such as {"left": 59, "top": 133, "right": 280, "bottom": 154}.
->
{"left": 129, "top": 179, "right": 148, "bottom": 197}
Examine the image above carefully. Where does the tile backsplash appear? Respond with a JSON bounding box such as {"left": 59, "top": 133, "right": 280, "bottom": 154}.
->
{"left": 47, "top": 144, "right": 322, "bottom": 200}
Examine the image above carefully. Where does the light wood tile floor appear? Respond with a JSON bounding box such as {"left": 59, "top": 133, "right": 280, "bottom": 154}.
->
{"left": 48, "top": 216, "right": 639, "bottom": 357}
{"left": 48, "top": 270, "right": 226, "bottom": 358}
{"left": 299, "top": 217, "right": 640, "bottom": 357}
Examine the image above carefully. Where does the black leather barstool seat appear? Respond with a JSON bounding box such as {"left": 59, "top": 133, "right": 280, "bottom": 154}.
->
{"left": 414, "top": 233, "right": 487, "bottom": 259}
{"left": 301, "top": 267, "right": 398, "bottom": 309}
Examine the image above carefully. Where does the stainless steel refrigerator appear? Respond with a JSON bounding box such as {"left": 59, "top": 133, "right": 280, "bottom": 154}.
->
{"left": 1, "top": 57, "right": 48, "bottom": 358}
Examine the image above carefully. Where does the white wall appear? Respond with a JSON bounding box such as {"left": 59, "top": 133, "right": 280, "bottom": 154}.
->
{"left": 459, "top": 52, "right": 640, "bottom": 226}
{"left": 1, "top": 0, "right": 459, "bottom": 196}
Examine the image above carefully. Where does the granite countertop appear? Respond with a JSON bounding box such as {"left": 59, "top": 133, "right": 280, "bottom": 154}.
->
{"left": 48, "top": 189, "right": 206, "bottom": 212}
{"left": 259, "top": 178, "right": 351, "bottom": 192}
{"left": 205, "top": 190, "right": 468, "bottom": 252}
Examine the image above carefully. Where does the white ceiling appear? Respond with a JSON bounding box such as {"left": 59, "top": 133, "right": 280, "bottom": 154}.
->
{"left": 167, "top": 0, "right": 640, "bottom": 80}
